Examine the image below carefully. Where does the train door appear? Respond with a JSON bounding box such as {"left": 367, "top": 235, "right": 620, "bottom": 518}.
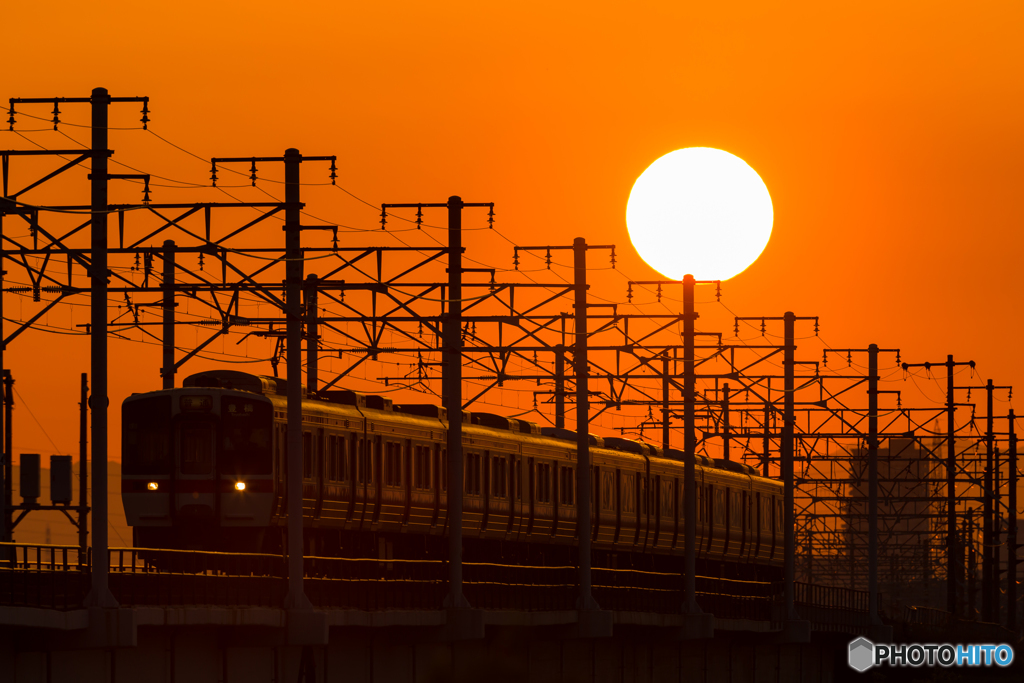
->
{"left": 704, "top": 484, "right": 715, "bottom": 557}
{"left": 314, "top": 428, "right": 325, "bottom": 520}
{"left": 550, "top": 461, "right": 559, "bottom": 538}
{"left": 613, "top": 469, "right": 622, "bottom": 544}
{"left": 652, "top": 474, "right": 662, "bottom": 547}
{"left": 633, "top": 472, "right": 643, "bottom": 546}
{"left": 431, "top": 443, "right": 441, "bottom": 528}
{"left": 481, "top": 451, "right": 491, "bottom": 533}
{"left": 176, "top": 417, "right": 216, "bottom": 524}
{"left": 671, "top": 477, "right": 680, "bottom": 549}
{"left": 372, "top": 436, "right": 382, "bottom": 525}
{"left": 505, "top": 454, "right": 516, "bottom": 535}
{"left": 753, "top": 491, "right": 762, "bottom": 559}
{"left": 403, "top": 439, "right": 413, "bottom": 526}
{"left": 527, "top": 457, "right": 535, "bottom": 535}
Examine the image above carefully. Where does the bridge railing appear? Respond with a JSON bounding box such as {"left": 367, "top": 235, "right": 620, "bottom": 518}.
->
{"left": 0, "top": 543, "right": 90, "bottom": 610}
{"left": 0, "top": 542, "right": 877, "bottom": 627}
{"left": 787, "top": 581, "right": 872, "bottom": 631}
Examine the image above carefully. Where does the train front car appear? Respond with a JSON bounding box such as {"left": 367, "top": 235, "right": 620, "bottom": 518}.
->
{"left": 121, "top": 373, "right": 276, "bottom": 551}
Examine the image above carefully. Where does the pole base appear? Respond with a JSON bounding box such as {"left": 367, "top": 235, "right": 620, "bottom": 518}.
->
{"left": 444, "top": 608, "right": 485, "bottom": 641}
{"left": 867, "top": 623, "right": 893, "bottom": 642}
{"left": 773, "top": 619, "right": 811, "bottom": 643}
{"left": 83, "top": 607, "right": 136, "bottom": 648}
{"left": 287, "top": 608, "right": 328, "bottom": 645}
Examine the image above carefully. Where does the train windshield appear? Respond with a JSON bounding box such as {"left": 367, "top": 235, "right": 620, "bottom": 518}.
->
{"left": 220, "top": 396, "right": 272, "bottom": 475}
{"left": 123, "top": 395, "right": 172, "bottom": 475}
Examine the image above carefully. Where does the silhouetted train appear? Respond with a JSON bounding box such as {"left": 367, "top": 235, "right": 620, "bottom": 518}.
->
{"left": 122, "top": 370, "right": 784, "bottom": 578}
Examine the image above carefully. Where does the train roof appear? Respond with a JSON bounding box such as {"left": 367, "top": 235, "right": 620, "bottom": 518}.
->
{"left": 181, "top": 370, "right": 764, "bottom": 478}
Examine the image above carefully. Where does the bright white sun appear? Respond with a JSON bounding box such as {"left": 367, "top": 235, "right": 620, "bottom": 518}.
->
{"left": 626, "top": 147, "right": 773, "bottom": 281}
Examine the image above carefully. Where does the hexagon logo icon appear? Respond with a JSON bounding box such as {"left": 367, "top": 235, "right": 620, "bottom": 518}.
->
{"left": 848, "top": 637, "right": 874, "bottom": 672}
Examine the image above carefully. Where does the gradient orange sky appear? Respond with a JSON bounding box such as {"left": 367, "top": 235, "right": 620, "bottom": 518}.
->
{"left": 4, "top": 2, "right": 1024, "bottom": 489}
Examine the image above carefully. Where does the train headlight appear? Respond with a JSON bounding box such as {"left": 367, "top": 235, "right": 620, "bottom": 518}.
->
{"left": 147, "top": 482, "right": 159, "bottom": 491}
{"left": 234, "top": 481, "right": 246, "bottom": 491}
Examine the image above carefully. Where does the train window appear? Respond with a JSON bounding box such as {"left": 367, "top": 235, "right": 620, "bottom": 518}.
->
{"left": 180, "top": 423, "right": 213, "bottom": 475}
{"left": 776, "top": 500, "right": 783, "bottom": 532}
{"left": 491, "top": 456, "right": 507, "bottom": 498}
{"left": 558, "top": 466, "right": 574, "bottom": 506}
{"left": 714, "top": 488, "right": 725, "bottom": 525}
{"left": 514, "top": 459, "right": 521, "bottom": 501}
{"left": 328, "top": 436, "right": 347, "bottom": 482}
{"left": 357, "top": 439, "right": 372, "bottom": 484}
{"left": 123, "top": 396, "right": 172, "bottom": 475}
{"left": 637, "top": 474, "right": 645, "bottom": 515}
{"left": 441, "top": 449, "right": 447, "bottom": 491}
{"left": 622, "top": 475, "right": 635, "bottom": 514}
{"left": 602, "top": 471, "right": 615, "bottom": 511}
{"left": 537, "top": 463, "right": 551, "bottom": 503}
{"left": 465, "top": 453, "right": 481, "bottom": 495}
{"left": 660, "top": 478, "right": 673, "bottom": 517}
{"left": 339, "top": 438, "right": 348, "bottom": 482}
{"left": 416, "top": 446, "right": 431, "bottom": 490}
{"left": 302, "top": 432, "right": 313, "bottom": 479}
{"left": 384, "top": 442, "right": 402, "bottom": 487}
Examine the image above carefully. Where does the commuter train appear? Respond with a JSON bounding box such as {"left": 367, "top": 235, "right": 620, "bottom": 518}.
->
{"left": 121, "top": 370, "right": 785, "bottom": 578}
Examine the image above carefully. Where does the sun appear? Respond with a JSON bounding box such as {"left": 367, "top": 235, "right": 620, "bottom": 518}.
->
{"left": 626, "top": 147, "right": 773, "bottom": 281}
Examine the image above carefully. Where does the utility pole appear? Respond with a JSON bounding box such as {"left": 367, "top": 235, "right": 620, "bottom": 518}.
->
{"left": 1008, "top": 411, "right": 1018, "bottom": 631}
{"left": 383, "top": 198, "right": 494, "bottom": 612}
{"left": 161, "top": 240, "right": 176, "bottom": 389}
{"left": 444, "top": 196, "right": 468, "bottom": 609}
{"left": 554, "top": 345, "right": 566, "bottom": 429}
{"left": 902, "top": 355, "right": 974, "bottom": 616}
{"left": 78, "top": 373, "right": 89, "bottom": 560}
{"left": 682, "top": 275, "right": 700, "bottom": 614}
{"left": 825, "top": 344, "right": 899, "bottom": 626}
{"left": 305, "top": 274, "right": 319, "bottom": 395}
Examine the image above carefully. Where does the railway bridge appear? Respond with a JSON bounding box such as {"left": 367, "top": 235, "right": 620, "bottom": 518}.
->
{"left": 2, "top": 542, "right": 1015, "bottom": 683}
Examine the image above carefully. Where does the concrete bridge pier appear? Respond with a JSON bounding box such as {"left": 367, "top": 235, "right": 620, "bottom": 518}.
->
{"left": 2, "top": 622, "right": 841, "bottom": 683}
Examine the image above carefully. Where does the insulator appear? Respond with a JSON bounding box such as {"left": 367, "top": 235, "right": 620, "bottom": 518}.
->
{"left": 51, "top": 102, "right": 60, "bottom": 130}
{"left": 249, "top": 160, "right": 257, "bottom": 186}
{"left": 715, "top": 281, "right": 721, "bottom": 302}
{"left": 328, "top": 158, "right": 337, "bottom": 185}
{"left": 380, "top": 207, "right": 387, "bottom": 230}
{"left": 656, "top": 283, "right": 662, "bottom": 303}
{"left": 210, "top": 163, "right": 218, "bottom": 187}
{"left": 132, "top": 253, "right": 141, "bottom": 271}
{"left": 895, "top": 351, "right": 901, "bottom": 366}
{"left": 626, "top": 283, "right": 633, "bottom": 303}
{"left": 199, "top": 252, "right": 205, "bottom": 271}
{"left": 813, "top": 318, "right": 819, "bottom": 335}
{"left": 967, "top": 388, "right": 971, "bottom": 401}
{"left": 822, "top": 350, "right": 828, "bottom": 366}
{"left": 487, "top": 204, "right": 495, "bottom": 228}
{"left": 513, "top": 250, "right": 520, "bottom": 270}
{"left": 140, "top": 100, "right": 150, "bottom": 130}
{"left": 760, "top": 319, "right": 766, "bottom": 336}
{"left": 32, "top": 286, "right": 40, "bottom": 302}
{"left": 846, "top": 351, "right": 852, "bottom": 367}
{"left": 7, "top": 104, "right": 15, "bottom": 130}
{"left": 610, "top": 247, "right": 616, "bottom": 269}
{"left": 142, "top": 183, "right": 151, "bottom": 204}
{"left": 545, "top": 249, "right": 551, "bottom": 269}
{"left": 415, "top": 205, "right": 423, "bottom": 230}
{"left": 734, "top": 319, "right": 739, "bottom": 337}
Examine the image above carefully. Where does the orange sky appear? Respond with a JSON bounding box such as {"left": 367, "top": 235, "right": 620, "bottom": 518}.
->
{"left": 4, "top": 2, "right": 1024, "bottom": 505}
